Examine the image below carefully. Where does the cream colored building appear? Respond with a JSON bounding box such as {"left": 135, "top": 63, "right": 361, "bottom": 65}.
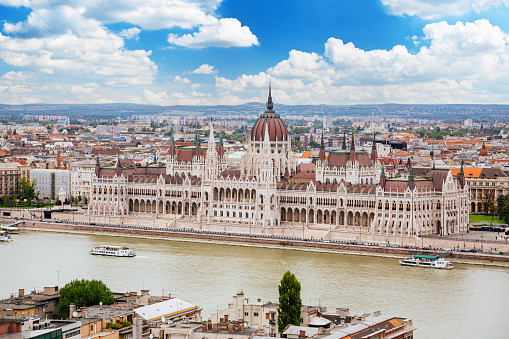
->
{"left": 71, "top": 161, "right": 96, "bottom": 201}
{"left": 210, "top": 292, "right": 325, "bottom": 336}
{"left": 0, "top": 162, "right": 21, "bottom": 198}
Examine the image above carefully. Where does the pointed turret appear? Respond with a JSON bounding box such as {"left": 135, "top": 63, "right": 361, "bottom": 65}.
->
{"left": 318, "top": 131, "right": 326, "bottom": 162}
{"left": 431, "top": 138, "right": 435, "bottom": 170}
{"left": 459, "top": 160, "right": 466, "bottom": 188}
{"left": 95, "top": 154, "right": 101, "bottom": 177}
{"left": 370, "top": 132, "right": 378, "bottom": 163}
{"left": 153, "top": 152, "right": 157, "bottom": 164}
{"left": 379, "top": 164, "right": 386, "bottom": 189}
{"left": 115, "top": 154, "right": 122, "bottom": 176}
{"left": 349, "top": 132, "right": 356, "bottom": 163}
{"left": 217, "top": 131, "right": 225, "bottom": 158}
{"left": 408, "top": 160, "right": 415, "bottom": 190}
{"left": 342, "top": 130, "right": 346, "bottom": 150}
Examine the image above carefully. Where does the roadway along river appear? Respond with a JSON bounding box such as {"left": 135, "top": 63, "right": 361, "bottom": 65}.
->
{"left": 1, "top": 230, "right": 508, "bottom": 338}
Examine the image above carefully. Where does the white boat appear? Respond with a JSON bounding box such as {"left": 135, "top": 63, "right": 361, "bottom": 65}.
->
{"left": 0, "top": 231, "right": 13, "bottom": 242}
{"left": 399, "top": 254, "right": 453, "bottom": 269}
{"left": 89, "top": 245, "right": 135, "bottom": 257}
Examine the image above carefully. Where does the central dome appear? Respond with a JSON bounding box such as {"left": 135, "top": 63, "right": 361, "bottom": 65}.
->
{"left": 250, "top": 86, "right": 289, "bottom": 142}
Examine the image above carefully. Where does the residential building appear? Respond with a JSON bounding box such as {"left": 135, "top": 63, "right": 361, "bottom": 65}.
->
{"left": 32, "top": 169, "right": 70, "bottom": 202}
{"left": 0, "top": 162, "right": 21, "bottom": 198}
{"left": 70, "top": 162, "right": 96, "bottom": 201}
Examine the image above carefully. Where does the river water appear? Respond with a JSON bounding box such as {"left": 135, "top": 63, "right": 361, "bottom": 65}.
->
{"left": 1, "top": 231, "right": 508, "bottom": 338}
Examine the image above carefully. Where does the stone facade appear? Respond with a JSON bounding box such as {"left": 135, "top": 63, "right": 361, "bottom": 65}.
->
{"left": 89, "top": 89, "right": 469, "bottom": 237}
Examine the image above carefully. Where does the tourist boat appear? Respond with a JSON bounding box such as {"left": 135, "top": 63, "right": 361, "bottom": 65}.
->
{"left": 399, "top": 254, "right": 453, "bottom": 269}
{"left": 89, "top": 245, "right": 136, "bottom": 257}
{"left": 0, "top": 231, "right": 13, "bottom": 242}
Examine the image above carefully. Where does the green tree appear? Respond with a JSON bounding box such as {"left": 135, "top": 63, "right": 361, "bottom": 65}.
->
{"left": 500, "top": 204, "right": 509, "bottom": 224}
{"left": 19, "top": 177, "right": 38, "bottom": 206}
{"left": 496, "top": 194, "right": 509, "bottom": 216}
{"left": 277, "top": 271, "right": 302, "bottom": 334}
{"left": 481, "top": 190, "right": 496, "bottom": 217}
{"left": 58, "top": 279, "right": 114, "bottom": 317}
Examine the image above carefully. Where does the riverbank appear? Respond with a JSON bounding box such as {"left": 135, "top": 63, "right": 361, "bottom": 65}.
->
{"left": 22, "top": 221, "right": 509, "bottom": 267}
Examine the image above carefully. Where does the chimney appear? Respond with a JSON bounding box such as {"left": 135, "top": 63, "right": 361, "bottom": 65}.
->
{"left": 19, "top": 289, "right": 24, "bottom": 297}
{"left": 224, "top": 314, "right": 228, "bottom": 322}
{"left": 299, "top": 330, "right": 306, "bottom": 338}
{"left": 69, "top": 304, "right": 76, "bottom": 319}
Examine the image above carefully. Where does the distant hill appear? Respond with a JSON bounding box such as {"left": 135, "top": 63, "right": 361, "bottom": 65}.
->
{"left": 0, "top": 102, "right": 508, "bottom": 122}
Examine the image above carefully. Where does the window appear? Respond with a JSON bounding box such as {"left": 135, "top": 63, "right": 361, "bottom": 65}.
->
{"left": 254, "top": 312, "right": 259, "bottom": 317}
{"left": 244, "top": 312, "right": 249, "bottom": 317}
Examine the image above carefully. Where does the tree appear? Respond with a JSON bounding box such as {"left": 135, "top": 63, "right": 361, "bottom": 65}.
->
{"left": 481, "top": 190, "right": 496, "bottom": 217}
{"left": 58, "top": 279, "right": 114, "bottom": 317}
{"left": 277, "top": 271, "right": 302, "bottom": 334}
{"left": 496, "top": 194, "right": 509, "bottom": 216}
{"left": 19, "top": 177, "right": 38, "bottom": 206}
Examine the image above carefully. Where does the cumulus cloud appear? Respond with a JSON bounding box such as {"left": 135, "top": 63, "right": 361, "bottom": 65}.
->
{"left": 168, "top": 18, "right": 259, "bottom": 48}
{"left": 0, "top": 5, "right": 157, "bottom": 85}
{"left": 216, "top": 19, "right": 509, "bottom": 104}
{"left": 192, "top": 64, "right": 216, "bottom": 74}
{"left": 70, "top": 82, "right": 99, "bottom": 94}
{"left": 119, "top": 27, "right": 141, "bottom": 40}
{"left": 0, "top": 0, "right": 220, "bottom": 30}
{"left": 174, "top": 75, "right": 191, "bottom": 84}
{"left": 380, "top": 0, "right": 509, "bottom": 19}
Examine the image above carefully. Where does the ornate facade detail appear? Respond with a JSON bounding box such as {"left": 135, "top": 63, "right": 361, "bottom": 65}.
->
{"left": 89, "top": 86, "right": 469, "bottom": 237}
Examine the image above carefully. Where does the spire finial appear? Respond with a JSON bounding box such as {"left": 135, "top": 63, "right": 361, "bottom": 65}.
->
{"left": 96, "top": 153, "right": 100, "bottom": 167}
{"left": 117, "top": 154, "right": 121, "bottom": 168}
{"left": 372, "top": 132, "right": 376, "bottom": 150}
{"left": 266, "top": 82, "right": 274, "bottom": 112}
{"left": 342, "top": 130, "right": 346, "bottom": 150}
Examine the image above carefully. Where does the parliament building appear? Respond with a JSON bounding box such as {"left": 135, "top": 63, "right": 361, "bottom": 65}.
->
{"left": 89, "top": 87, "right": 469, "bottom": 239}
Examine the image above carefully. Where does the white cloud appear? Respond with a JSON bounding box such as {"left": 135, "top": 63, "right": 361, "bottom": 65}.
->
{"left": 0, "top": 0, "right": 220, "bottom": 30}
{"left": 119, "top": 27, "right": 141, "bottom": 40}
{"left": 70, "top": 82, "right": 99, "bottom": 94}
{"left": 174, "top": 75, "right": 191, "bottom": 84}
{"left": 380, "top": 0, "right": 509, "bottom": 19}
{"left": 0, "top": 5, "right": 157, "bottom": 85}
{"left": 215, "top": 19, "right": 509, "bottom": 104}
{"left": 192, "top": 64, "right": 216, "bottom": 74}
{"left": 168, "top": 18, "right": 259, "bottom": 48}
{"left": 142, "top": 89, "right": 170, "bottom": 104}
{"left": 268, "top": 50, "right": 334, "bottom": 80}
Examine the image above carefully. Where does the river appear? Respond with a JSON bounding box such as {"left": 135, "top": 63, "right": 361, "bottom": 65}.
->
{"left": 1, "top": 230, "right": 508, "bottom": 338}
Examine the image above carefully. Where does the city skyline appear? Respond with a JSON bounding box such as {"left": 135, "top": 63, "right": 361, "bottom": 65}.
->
{"left": 1, "top": 0, "right": 509, "bottom": 106}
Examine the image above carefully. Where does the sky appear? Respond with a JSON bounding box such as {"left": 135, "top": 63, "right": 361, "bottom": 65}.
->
{"left": 0, "top": 0, "right": 509, "bottom": 106}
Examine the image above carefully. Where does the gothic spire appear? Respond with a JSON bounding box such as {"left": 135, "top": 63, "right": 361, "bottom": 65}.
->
{"left": 266, "top": 82, "right": 274, "bottom": 113}
{"left": 431, "top": 138, "right": 435, "bottom": 170}
{"left": 117, "top": 154, "right": 121, "bottom": 168}
{"left": 349, "top": 132, "right": 356, "bottom": 163}
{"left": 319, "top": 131, "right": 326, "bottom": 162}
{"left": 342, "top": 130, "right": 346, "bottom": 150}
{"left": 459, "top": 160, "right": 466, "bottom": 189}
{"left": 370, "top": 132, "right": 378, "bottom": 163}
{"left": 379, "top": 164, "right": 386, "bottom": 189}
{"left": 408, "top": 160, "right": 415, "bottom": 190}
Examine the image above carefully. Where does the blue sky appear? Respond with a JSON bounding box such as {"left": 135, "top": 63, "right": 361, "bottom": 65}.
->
{"left": 0, "top": 0, "right": 509, "bottom": 106}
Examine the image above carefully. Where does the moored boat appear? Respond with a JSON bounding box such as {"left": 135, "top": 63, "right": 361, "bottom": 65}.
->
{"left": 89, "top": 245, "right": 135, "bottom": 257}
{"left": 400, "top": 254, "right": 453, "bottom": 269}
{"left": 0, "top": 231, "right": 13, "bottom": 242}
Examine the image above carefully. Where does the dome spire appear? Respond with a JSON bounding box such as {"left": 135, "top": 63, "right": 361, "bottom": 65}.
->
{"left": 266, "top": 82, "right": 274, "bottom": 113}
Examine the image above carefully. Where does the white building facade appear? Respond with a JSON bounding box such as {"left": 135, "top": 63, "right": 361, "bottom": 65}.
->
{"left": 89, "top": 89, "right": 469, "bottom": 237}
